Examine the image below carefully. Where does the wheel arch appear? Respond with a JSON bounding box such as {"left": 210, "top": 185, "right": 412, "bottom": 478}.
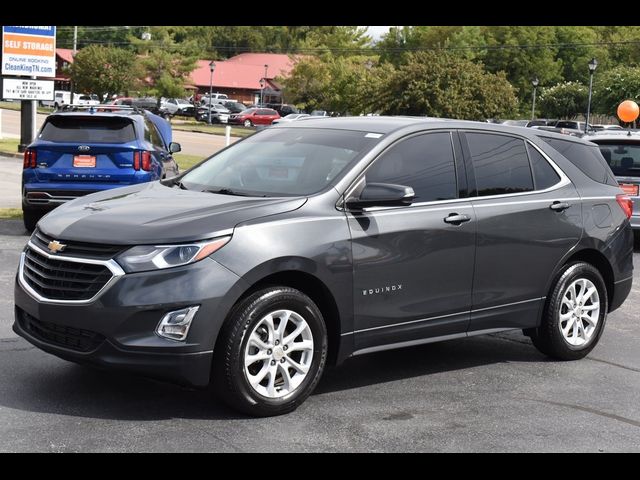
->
{"left": 218, "top": 264, "right": 347, "bottom": 366}
{"left": 549, "top": 248, "right": 615, "bottom": 311}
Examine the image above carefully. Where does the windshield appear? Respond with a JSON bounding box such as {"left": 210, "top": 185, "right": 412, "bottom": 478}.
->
{"left": 180, "top": 127, "right": 384, "bottom": 196}
{"left": 595, "top": 142, "right": 640, "bottom": 177}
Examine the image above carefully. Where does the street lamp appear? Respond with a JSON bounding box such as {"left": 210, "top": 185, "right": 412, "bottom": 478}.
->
{"left": 585, "top": 57, "right": 598, "bottom": 134}
{"left": 208, "top": 61, "right": 216, "bottom": 125}
{"left": 531, "top": 77, "right": 539, "bottom": 121}
{"left": 259, "top": 78, "right": 265, "bottom": 106}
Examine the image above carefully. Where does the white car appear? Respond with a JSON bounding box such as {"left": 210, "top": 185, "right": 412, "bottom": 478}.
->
{"left": 272, "top": 113, "right": 311, "bottom": 124}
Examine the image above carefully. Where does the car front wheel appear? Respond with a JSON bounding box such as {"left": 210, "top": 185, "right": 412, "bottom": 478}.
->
{"left": 529, "top": 262, "right": 608, "bottom": 360}
{"left": 243, "top": 119, "right": 253, "bottom": 127}
{"left": 213, "top": 286, "right": 328, "bottom": 417}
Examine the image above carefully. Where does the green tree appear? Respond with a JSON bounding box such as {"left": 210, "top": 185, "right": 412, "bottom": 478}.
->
{"left": 132, "top": 27, "right": 198, "bottom": 105}
{"left": 371, "top": 51, "right": 517, "bottom": 120}
{"left": 594, "top": 65, "right": 640, "bottom": 115}
{"left": 284, "top": 54, "right": 377, "bottom": 114}
{"left": 69, "top": 45, "right": 141, "bottom": 100}
{"left": 538, "top": 81, "right": 589, "bottom": 118}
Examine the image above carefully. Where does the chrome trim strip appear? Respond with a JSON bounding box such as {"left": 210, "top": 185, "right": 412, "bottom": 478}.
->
{"left": 348, "top": 297, "right": 545, "bottom": 336}
{"left": 18, "top": 242, "right": 125, "bottom": 305}
{"left": 614, "top": 276, "right": 633, "bottom": 284}
{"left": 351, "top": 327, "right": 519, "bottom": 356}
{"left": 352, "top": 310, "right": 469, "bottom": 335}
{"left": 470, "top": 297, "right": 546, "bottom": 313}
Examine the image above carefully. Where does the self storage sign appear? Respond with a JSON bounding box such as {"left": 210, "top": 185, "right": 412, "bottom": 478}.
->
{"left": 2, "top": 26, "right": 56, "bottom": 77}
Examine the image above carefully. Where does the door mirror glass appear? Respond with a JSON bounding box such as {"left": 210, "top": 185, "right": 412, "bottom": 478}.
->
{"left": 169, "top": 142, "right": 181, "bottom": 153}
{"left": 346, "top": 183, "right": 415, "bottom": 209}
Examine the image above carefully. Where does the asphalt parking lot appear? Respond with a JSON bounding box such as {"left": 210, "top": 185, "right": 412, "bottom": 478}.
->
{"left": 0, "top": 220, "right": 638, "bottom": 452}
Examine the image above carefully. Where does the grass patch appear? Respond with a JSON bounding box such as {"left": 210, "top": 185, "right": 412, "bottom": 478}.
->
{"left": 171, "top": 122, "right": 255, "bottom": 138}
{"left": 1, "top": 101, "right": 53, "bottom": 115}
{"left": 175, "top": 153, "right": 206, "bottom": 171}
{"left": 0, "top": 208, "right": 22, "bottom": 219}
{"left": 0, "top": 138, "right": 20, "bottom": 156}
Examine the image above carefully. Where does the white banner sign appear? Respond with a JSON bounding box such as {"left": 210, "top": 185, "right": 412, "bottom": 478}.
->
{"left": 2, "top": 77, "right": 54, "bottom": 100}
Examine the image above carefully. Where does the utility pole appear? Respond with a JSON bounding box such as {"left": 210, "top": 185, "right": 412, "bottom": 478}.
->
{"left": 69, "top": 26, "right": 78, "bottom": 106}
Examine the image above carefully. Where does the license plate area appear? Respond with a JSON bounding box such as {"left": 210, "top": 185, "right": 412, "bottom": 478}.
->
{"left": 73, "top": 155, "right": 96, "bottom": 168}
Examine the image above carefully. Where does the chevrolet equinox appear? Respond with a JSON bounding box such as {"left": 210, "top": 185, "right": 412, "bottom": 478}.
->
{"left": 14, "top": 118, "right": 634, "bottom": 416}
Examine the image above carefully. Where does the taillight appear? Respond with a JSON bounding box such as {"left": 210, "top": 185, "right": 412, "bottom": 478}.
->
{"left": 133, "top": 151, "right": 153, "bottom": 171}
{"left": 616, "top": 194, "right": 633, "bottom": 220}
{"left": 23, "top": 149, "right": 37, "bottom": 169}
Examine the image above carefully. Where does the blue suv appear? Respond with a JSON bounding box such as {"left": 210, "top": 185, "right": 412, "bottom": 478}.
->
{"left": 22, "top": 108, "right": 181, "bottom": 231}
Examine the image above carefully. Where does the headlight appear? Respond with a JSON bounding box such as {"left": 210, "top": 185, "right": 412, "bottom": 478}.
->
{"left": 116, "top": 236, "right": 230, "bottom": 273}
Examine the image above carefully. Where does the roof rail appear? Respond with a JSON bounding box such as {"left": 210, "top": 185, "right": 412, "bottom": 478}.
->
{"left": 58, "top": 104, "right": 143, "bottom": 114}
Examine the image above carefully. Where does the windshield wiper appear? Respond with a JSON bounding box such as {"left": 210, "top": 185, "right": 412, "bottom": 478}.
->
{"left": 172, "top": 179, "right": 189, "bottom": 190}
{"left": 203, "top": 188, "right": 265, "bottom": 197}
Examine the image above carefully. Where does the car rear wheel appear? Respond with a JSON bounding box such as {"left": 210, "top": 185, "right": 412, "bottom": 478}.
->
{"left": 243, "top": 119, "right": 253, "bottom": 127}
{"left": 213, "top": 286, "right": 327, "bottom": 417}
{"left": 529, "top": 262, "right": 607, "bottom": 360}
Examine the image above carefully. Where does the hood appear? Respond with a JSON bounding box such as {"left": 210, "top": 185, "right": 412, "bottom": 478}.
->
{"left": 38, "top": 182, "right": 307, "bottom": 245}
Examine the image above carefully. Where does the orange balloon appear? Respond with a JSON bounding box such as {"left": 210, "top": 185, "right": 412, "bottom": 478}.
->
{"left": 617, "top": 100, "right": 640, "bottom": 123}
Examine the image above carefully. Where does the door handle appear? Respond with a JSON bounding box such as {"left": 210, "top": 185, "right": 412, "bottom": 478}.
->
{"left": 444, "top": 213, "right": 471, "bottom": 225}
{"left": 550, "top": 201, "right": 570, "bottom": 212}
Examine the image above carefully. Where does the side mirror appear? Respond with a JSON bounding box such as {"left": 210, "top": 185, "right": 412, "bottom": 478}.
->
{"left": 346, "top": 183, "right": 415, "bottom": 209}
{"left": 169, "top": 142, "right": 181, "bottom": 153}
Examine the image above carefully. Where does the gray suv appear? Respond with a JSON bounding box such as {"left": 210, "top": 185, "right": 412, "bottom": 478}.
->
{"left": 13, "top": 118, "right": 634, "bottom": 416}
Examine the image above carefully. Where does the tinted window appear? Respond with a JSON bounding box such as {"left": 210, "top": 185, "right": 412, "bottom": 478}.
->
{"left": 181, "top": 128, "right": 382, "bottom": 196}
{"left": 466, "top": 133, "right": 533, "bottom": 196}
{"left": 542, "top": 137, "right": 617, "bottom": 185}
{"left": 556, "top": 121, "right": 579, "bottom": 129}
{"left": 526, "top": 143, "right": 561, "bottom": 189}
{"left": 366, "top": 132, "right": 457, "bottom": 202}
{"left": 39, "top": 116, "right": 136, "bottom": 143}
{"left": 594, "top": 142, "right": 640, "bottom": 178}
{"left": 146, "top": 121, "right": 164, "bottom": 148}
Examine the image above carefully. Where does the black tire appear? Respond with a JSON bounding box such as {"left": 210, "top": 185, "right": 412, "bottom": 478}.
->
{"left": 22, "top": 209, "right": 41, "bottom": 233}
{"left": 213, "top": 286, "right": 328, "bottom": 417}
{"left": 530, "top": 262, "right": 608, "bottom": 360}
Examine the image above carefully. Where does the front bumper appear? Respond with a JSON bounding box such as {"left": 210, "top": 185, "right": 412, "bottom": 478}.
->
{"left": 13, "top": 256, "right": 248, "bottom": 387}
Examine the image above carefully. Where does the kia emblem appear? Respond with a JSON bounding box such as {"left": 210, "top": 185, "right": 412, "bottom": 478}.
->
{"left": 78, "top": 145, "right": 90, "bottom": 151}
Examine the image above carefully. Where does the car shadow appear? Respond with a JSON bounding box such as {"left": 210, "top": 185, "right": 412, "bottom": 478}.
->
{"left": 1, "top": 331, "right": 546, "bottom": 421}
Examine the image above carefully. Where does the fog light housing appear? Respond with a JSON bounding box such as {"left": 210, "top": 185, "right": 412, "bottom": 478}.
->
{"left": 156, "top": 306, "right": 200, "bottom": 341}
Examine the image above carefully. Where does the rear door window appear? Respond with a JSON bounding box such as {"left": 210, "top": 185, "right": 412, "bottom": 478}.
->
{"left": 526, "top": 143, "right": 561, "bottom": 190}
{"left": 38, "top": 116, "right": 136, "bottom": 143}
{"left": 465, "top": 132, "right": 534, "bottom": 196}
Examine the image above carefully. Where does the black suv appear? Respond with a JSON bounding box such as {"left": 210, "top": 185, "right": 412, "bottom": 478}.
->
{"left": 14, "top": 118, "right": 634, "bottom": 416}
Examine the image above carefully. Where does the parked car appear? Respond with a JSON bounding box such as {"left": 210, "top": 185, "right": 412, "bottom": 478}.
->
{"left": 221, "top": 101, "right": 247, "bottom": 114}
{"left": 41, "top": 91, "right": 99, "bottom": 109}
{"left": 272, "top": 113, "right": 311, "bottom": 124}
{"left": 13, "top": 117, "right": 634, "bottom": 417}
{"left": 592, "top": 124, "right": 624, "bottom": 131}
{"left": 196, "top": 104, "right": 231, "bottom": 123}
{"left": 310, "top": 110, "right": 329, "bottom": 117}
{"left": 162, "top": 98, "right": 193, "bottom": 115}
{"left": 21, "top": 109, "right": 181, "bottom": 231}
{"left": 584, "top": 131, "right": 640, "bottom": 233}
{"left": 501, "top": 119, "right": 549, "bottom": 128}
{"left": 265, "top": 103, "right": 299, "bottom": 117}
{"left": 200, "top": 93, "right": 229, "bottom": 106}
{"left": 229, "top": 108, "right": 280, "bottom": 127}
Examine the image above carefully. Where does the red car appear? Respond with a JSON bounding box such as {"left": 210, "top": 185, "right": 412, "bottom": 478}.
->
{"left": 229, "top": 108, "right": 280, "bottom": 127}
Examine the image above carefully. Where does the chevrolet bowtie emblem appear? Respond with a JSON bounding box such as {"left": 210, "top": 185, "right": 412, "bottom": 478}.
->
{"left": 47, "top": 240, "right": 66, "bottom": 253}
